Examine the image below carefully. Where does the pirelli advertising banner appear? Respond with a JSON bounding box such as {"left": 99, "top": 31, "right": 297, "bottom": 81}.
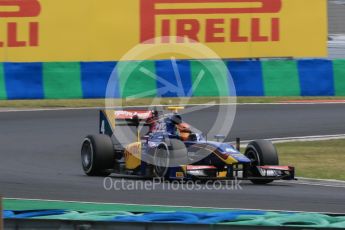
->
{"left": 0, "top": 0, "right": 327, "bottom": 62}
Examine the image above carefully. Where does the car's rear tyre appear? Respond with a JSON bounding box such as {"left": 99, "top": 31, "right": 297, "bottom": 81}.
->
{"left": 81, "top": 134, "right": 114, "bottom": 176}
{"left": 153, "top": 139, "right": 188, "bottom": 179}
{"left": 245, "top": 139, "right": 278, "bottom": 185}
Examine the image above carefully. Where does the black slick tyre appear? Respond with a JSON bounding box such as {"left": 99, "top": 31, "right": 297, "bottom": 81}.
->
{"left": 245, "top": 140, "right": 279, "bottom": 185}
{"left": 81, "top": 134, "right": 114, "bottom": 176}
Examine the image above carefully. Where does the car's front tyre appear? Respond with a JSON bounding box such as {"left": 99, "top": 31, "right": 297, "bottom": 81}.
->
{"left": 245, "top": 139, "right": 279, "bottom": 185}
{"left": 153, "top": 145, "right": 169, "bottom": 178}
{"left": 152, "top": 139, "right": 188, "bottom": 179}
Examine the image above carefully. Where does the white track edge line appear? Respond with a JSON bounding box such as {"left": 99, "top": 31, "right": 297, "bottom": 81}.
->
{"left": 298, "top": 177, "right": 345, "bottom": 183}
{"left": 276, "top": 180, "right": 345, "bottom": 188}
{"left": 1, "top": 101, "right": 345, "bottom": 113}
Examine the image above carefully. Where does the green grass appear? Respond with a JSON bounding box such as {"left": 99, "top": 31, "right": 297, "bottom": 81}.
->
{"left": 0, "top": 96, "right": 345, "bottom": 108}
{"left": 275, "top": 139, "right": 345, "bottom": 181}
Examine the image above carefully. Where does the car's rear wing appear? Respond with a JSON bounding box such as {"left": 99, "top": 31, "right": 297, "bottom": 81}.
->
{"left": 114, "top": 110, "right": 153, "bottom": 126}
{"left": 99, "top": 110, "right": 154, "bottom": 137}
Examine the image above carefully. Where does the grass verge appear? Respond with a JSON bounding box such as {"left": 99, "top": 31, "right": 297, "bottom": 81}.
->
{"left": 1, "top": 96, "right": 345, "bottom": 108}
{"left": 275, "top": 139, "right": 345, "bottom": 181}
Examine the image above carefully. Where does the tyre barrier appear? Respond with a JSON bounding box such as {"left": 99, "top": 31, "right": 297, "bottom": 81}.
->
{"left": 3, "top": 210, "right": 345, "bottom": 228}
{"left": 0, "top": 59, "right": 345, "bottom": 100}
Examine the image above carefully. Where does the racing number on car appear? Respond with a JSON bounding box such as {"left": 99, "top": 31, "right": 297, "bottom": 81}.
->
{"left": 100, "top": 120, "right": 105, "bottom": 134}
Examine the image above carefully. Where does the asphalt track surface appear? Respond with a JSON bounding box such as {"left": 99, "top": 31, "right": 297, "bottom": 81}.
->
{"left": 1, "top": 104, "right": 345, "bottom": 213}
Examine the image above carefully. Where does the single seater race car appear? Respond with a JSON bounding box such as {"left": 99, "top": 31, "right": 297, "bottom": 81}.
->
{"left": 81, "top": 107, "right": 295, "bottom": 184}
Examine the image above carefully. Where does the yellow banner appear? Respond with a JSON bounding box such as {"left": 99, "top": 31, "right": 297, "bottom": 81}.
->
{"left": 0, "top": 0, "right": 327, "bottom": 62}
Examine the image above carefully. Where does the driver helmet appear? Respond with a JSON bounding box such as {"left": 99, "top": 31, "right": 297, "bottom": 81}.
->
{"left": 177, "top": 122, "right": 191, "bottom": 141}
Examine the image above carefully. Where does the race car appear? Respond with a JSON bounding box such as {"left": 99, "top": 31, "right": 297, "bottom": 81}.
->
{"left": 81, "top": 107, "right": 295, "bottom": 184}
